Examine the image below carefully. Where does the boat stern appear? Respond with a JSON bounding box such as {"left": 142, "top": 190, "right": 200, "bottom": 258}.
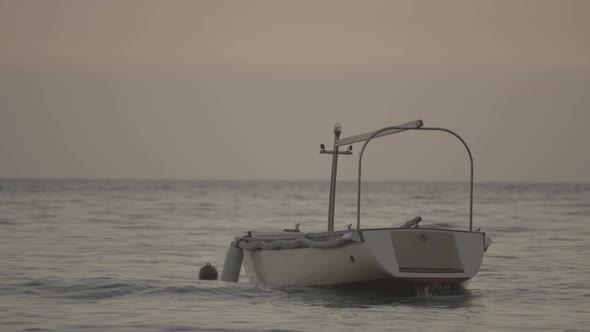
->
{"left": 363, "top": 228, "right": 486, "bottom": 284}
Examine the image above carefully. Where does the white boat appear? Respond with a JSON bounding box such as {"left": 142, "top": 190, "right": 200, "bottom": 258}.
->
{"left": 220, "top": 120, "right": 491, "bottom": 293}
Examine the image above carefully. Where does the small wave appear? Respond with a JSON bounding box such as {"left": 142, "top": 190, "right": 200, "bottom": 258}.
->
{"left": 65, "top": 280, "right": 153, "bottom": 300}
{"left": 492, "top": 226, "right": 530, "bottom": 233}
{"left": 87, "top": 217, "right": 120, "bottom": 224}
{"left": 30, "top": 214, "right": 57, "bottom": 220}
{"left": 564, "top": 210, "right": 590, "bottom": 216}
{"left": 9, "top": 277, "right": 155, "bottom": 300}
{"left": 549, "top": 202, "right": 590, "bottom": 208}
{"left": 423, "top": 222, "right": 457, "bottom": 229}
{"left": 9, "top": 277, "right": 281, "bottom": 302}
{"left": 146, "top": 281, "right": 280, "bottom": 300}
{"left": 198, "top": 202, "right": 216, "bottom": 208}
{"left": 547, "top": 237, "right": 574, "bottom": 242}
{"left": 0, "top": 218, "right": 16, "bottom": 225}
{"left": 287, "top": 194, "right": 308, "bottom": 201}
{"left": 492, "top": 255, "right": 518, "bottom": 260}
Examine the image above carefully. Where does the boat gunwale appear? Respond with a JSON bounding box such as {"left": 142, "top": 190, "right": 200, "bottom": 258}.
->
{"left": 247, "top": 227, "right": 486, "bottom": 239}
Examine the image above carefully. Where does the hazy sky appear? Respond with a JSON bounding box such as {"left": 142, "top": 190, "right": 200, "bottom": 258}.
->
{"left": 1, "top": 0, "right": 589, "bottom": 182}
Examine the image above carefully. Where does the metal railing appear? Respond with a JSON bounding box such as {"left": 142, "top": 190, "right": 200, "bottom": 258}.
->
{"left": 321, "top": 120, "right": 475, "bottom": 232}
{"left": 355, "top": 126, "right": 474, "bottom": 232}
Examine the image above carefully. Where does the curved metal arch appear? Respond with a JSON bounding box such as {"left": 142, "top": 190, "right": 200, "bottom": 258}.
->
{"left": 356, "top": 126, "right": 474, "bottom": 231}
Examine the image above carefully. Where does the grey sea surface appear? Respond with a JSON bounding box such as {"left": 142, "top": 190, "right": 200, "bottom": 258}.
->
{"left": 1, "top": 180, "right": 589, "bottom": 331}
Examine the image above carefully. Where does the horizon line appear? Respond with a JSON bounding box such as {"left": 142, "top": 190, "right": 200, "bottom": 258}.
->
{"left": 1, "top": 177, "right": 588, "bottom": 185}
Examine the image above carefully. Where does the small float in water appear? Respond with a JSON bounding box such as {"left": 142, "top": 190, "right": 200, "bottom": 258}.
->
{"left": 220, "top": 120, "right": 491, "bottom": 292}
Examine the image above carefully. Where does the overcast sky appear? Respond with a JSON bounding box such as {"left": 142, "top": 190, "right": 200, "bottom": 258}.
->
{"left": 1, "top": 0, "right": 589, "bottom": 182}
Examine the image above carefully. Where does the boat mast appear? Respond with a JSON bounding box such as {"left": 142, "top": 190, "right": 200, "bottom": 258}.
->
{"left": 320, "top": 124, "right": 352, "bottom": 232}
{"left": 321, "top": 121, "right": 421, "bottom": 232}
{"left": 327, "top": 124, "right": 341, "bottom": 232}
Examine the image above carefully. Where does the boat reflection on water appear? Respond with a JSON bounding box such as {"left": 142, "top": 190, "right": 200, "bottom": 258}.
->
{"left": 279, "top": 284, "right": 477, "bottom": 309}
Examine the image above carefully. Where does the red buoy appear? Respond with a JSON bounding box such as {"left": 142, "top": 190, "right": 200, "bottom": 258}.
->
{"left": 199, "top": 263, "right": 218, "bottom": 280}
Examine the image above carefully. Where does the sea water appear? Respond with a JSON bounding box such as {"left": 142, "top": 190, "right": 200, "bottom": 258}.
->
{"left": 1, "top": 180, "right": 589, "bottom": 331}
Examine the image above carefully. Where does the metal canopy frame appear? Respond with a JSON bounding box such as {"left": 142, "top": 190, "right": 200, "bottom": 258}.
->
{"left": 322, "top": 120, "right": 475, "bottom": 233}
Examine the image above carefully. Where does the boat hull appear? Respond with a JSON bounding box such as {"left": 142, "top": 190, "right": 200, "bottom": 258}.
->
{"left": 241, "top": 228, "right": 485, "bottom": 289}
